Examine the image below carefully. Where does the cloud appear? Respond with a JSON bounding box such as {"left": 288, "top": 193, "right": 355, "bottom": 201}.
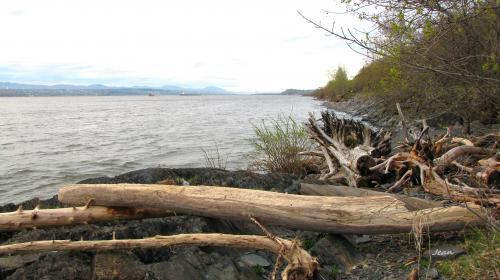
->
{"left": 0, "top": 0, "right": 367, "bottom": 92}
{"left": 8, "top": 9, "right": 25, "bottom": 16}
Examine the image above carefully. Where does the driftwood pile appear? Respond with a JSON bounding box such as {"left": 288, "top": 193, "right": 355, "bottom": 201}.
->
{"left": 303, "top": 104, "right": 499, "bottom": 207}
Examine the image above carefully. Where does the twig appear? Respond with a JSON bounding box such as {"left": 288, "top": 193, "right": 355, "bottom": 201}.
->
{"left": 387, "top": 169, "right": 413, "bottom": 193}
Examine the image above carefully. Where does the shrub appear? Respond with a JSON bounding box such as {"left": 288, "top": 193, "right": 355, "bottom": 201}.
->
{"left": 247, "top": 114, "right": 314, "bottom": 176}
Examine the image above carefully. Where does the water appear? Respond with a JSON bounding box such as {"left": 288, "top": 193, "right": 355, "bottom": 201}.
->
{"left": 0, "top": 95, "right": 323, "bottom": 204}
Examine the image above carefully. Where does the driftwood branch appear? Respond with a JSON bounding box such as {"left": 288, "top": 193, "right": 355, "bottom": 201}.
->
{"left": 387, "top": 169, "right": 413, "bottom": 193}
{"left": 0, "top": 233, "right": 319, "bottom": 280}
{"left": 0, "top": 205, "right": 172, "bottom": 231}
{"left": 59, "top": 184, "right": 485, "bottom": 234}
{"left": 434, "top": 146, "right": 496, "bottom": 170}
{"left": 319, "top": 146, "right": 336, "bottom": 180}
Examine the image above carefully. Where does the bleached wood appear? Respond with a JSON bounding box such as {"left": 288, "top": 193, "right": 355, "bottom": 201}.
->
{"left": 0, "top": 233, "right": 318, "bottom": 280}
{"left": 298, "top": 183, "right": 441, "bottom": 211}
{"left": 59, "top": 184, "right": 485, "bottom": 234}
{"left": 0, "top": 206, "right": 172, "bottom": 231}
{"left": 434, "top": 146, "right": 496, "bottom": 170}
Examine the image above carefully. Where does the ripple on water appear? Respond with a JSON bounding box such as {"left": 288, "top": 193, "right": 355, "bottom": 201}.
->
{"left": 0, "top": 95, "right": 324, "bottom": 203}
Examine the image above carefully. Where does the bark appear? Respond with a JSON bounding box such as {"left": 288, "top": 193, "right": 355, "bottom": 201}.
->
{"left": 476, "top": 168, "right": 499, "bottom": 187}
{"left": 319, "top": 146, "right": 336, "bottom": 180}
{"left": 0, "top": 205, "right": 172, "bottom": 231}
{"left": 414, "top": 161, "right": 500, "bottom": 204}
{"left": 347, "top": 147, "right": 376, "bottom": 176}
{"left": 0, "top": 233, "right": 319, "bottom": 280}
{"left": 386, "top": 169, "right": 413, "bottom": 193}
{"left": 451, "top": 137, "right": 474, "bottom": 146}
{"left": 298, "top": 183, "right": 441, "bottom": 211}
{"left": 59, "top": 184, "right": 485, "bottom": 234}
{"left": 478, "top": 155, "right": 500, "bottom": 170}
{"left": 434, "top": 146, "right": 496, "bottom": 170}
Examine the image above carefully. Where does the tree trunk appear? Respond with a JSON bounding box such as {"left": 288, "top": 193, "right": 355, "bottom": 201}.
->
{"left": 0, "top": 205, "right": 172, "bottom": 231}
{"left": 298, "top": 183, "right": 442, "bottom": 211}
{"left": 58, "top": 184, "right": 485, "bottom": 234}
{"left": 0, "top": 233, "right": 318, "bottom": 280}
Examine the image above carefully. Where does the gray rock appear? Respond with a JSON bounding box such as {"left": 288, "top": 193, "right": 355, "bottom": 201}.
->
{"left": 94, "top": 252, "right": 146, "bottom": 280}
{"left": 206, "top": 259, "right": 239, "bottom": 280}
{"left": 148, "top": 257, "right": 203, "bottom": 280}
{"left": 238, "top": 253, "right": 271, "bottom": 268}
{"left": 6, "top": 252, "right": 93, "bottom": 280}
{"left": 310, "top": 235, "right": 362, "bottom": 272}
{"left": 427, "top": 267, "right": 439, "bottom": 279}
{"left": 0, "top": 253, "right": 40, "bottom": 271}
{"left": 425, "top": 245, "right": 465, "bottom": 261}
{"left": 345, "top": 234, "right": 372, "bottom": 244}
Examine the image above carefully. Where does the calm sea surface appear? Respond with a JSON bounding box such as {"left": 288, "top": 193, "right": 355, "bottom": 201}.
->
{"left": 0, "top": 95, "right": 323, "bottom": 204}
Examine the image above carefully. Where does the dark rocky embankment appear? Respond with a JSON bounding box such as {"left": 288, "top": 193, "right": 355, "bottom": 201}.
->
{"left": 0, "top": 167, "right": 463, "bottom": 280}
{"left": 323, "top": 95, "right": 500, "bottom": 135}
{"left": 1, "top": 168, "right": 305, "bottom": 280}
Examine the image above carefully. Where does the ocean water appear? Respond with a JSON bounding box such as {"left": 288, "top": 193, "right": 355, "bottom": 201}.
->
{"left": 0, "top": 95, "right": 323, "bottom": 204}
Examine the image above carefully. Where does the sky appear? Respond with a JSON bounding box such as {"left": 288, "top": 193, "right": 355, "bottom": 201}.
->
{"left": 0, "top": 0, "right": 368, "bottom": 92}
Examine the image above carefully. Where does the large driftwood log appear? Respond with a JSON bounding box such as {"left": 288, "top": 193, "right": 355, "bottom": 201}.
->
{"left": 59, "top": 184, "right": 485, "bottom": 234}
{"left": 298, "top": 183, "right": 442, "bottom": 211}
{"left": 0, "top": 233, "right": 319, "bottom": 280}
{"left": 0, "top": 205, "right": 172, "bottom": 231}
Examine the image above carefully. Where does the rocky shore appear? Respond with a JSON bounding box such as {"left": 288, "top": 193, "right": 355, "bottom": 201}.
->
{"left": 322, "top": 96, "right": 500, "bottom": 136}
{"left": 2, "top": 100, "right": 494, "bottom": 279}
{"left": 1, "top": 167, "right": 468, "bottom": 280}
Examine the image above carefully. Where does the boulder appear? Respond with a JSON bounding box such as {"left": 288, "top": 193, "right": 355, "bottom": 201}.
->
{"left": 237, "top": 253, "right": 271, "bottom": 268}
{"left": 93, "top": 252, "right": 147, "bottom": 280}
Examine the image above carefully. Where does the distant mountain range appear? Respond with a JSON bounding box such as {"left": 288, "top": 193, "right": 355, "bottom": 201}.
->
{"left": 0, "top": 82, "right": 229, "bottom": 97}
{"left": 280, "top": 89, "right": 314, "bottom": 95}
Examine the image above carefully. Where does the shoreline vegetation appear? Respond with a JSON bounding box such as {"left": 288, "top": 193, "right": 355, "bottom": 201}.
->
{"left": 307, "top": 0, "right": 499, "bottom": 131}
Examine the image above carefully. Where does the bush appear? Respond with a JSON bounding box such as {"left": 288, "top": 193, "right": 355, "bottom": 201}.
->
{"left": 248, "top": 114, "right": 314, "bottom": 176}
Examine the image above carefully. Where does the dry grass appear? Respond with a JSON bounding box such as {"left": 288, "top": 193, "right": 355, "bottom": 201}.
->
{"left": 201, "top": 143, "right": 228, "bottom": 170}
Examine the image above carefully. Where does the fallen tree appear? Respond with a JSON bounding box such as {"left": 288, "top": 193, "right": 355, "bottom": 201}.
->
{"left": 0, "top": 204, "right": 172, "bottom": 231}
{"left": 0, "top": 233, "right": 319, "bottom": 280}
{"left": 58, "top": 184, "right": 485, "bottom": 234}
{"left": 298, "top": 183, "right": 441, "bottom": 211}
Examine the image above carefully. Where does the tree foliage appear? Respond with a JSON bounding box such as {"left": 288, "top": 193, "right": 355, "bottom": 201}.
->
{"left": 307, "top": 0, "right": 500, "bottom": 125}
{"left": 315, "top": 66, "right": 352, "bottom": 101}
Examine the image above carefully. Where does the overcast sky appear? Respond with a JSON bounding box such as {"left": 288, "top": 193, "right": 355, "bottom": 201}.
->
{"left": 0, "top": 0, "right": 367, "bottom": 92}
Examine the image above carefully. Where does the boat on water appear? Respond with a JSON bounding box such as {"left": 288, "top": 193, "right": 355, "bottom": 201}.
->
{"left": 148, "top": 92, "right": 156, "bottom": 96}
